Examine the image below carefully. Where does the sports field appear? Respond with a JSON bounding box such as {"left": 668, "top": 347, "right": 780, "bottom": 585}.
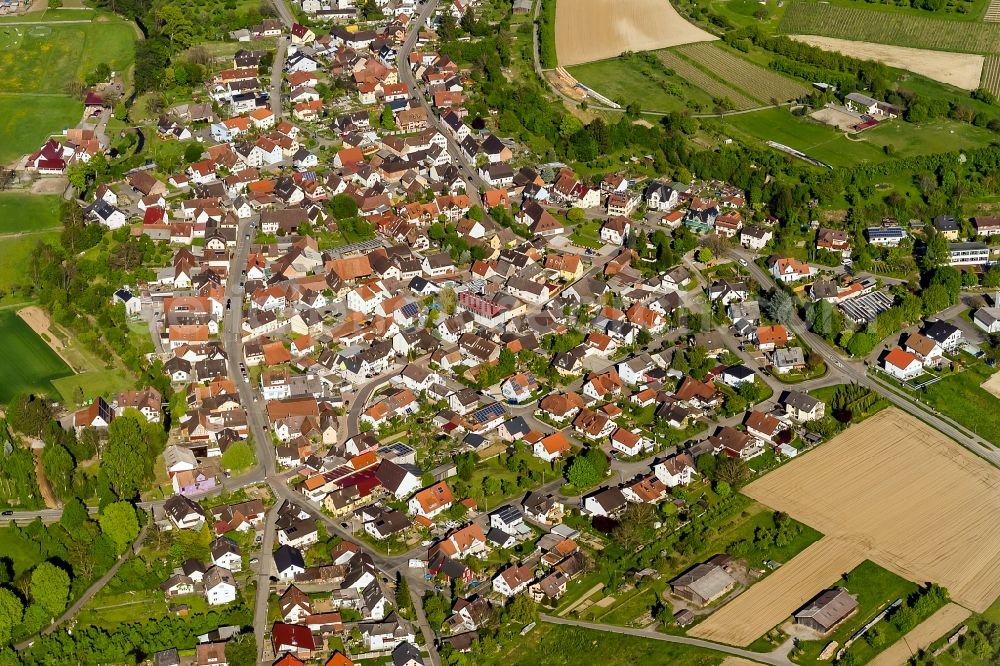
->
{"left": 780, "top": 3, "right": 1000, "bottom": 54}
{"left": 0, "top": 309, "right": 73, "bottom": 402}
{"left": 0, "top": 18, "right": 136, "bottom": 94}
{"left": 744, "top": 409, "right": 1000, "bottom": 613}
{"left": 720, "top": 107, "right": 998, "bottom": 167}
{"left": 0, "top": 194, "right": 63, "bottom": 234}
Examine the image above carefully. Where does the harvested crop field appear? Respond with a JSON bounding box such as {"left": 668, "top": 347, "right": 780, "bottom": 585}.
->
{"left": 790, "top": 36, "right": 984, "bottom": 90}
{"left": 657, "top": 51, "right": 757, "bottom": 110}
{"left": 744, "top": 409, "right": 1000, "bottom": 613}
{"left": 676, "top": 43, "right": 810, "bottom": 102}
{"left": 689, "top": 536, "right": 864, "bottom": 646}
{"left": 982, "top": 370, "right": 1000, "bottom": 399}
{"left": 555, "top": 0, "right": 716, "bottom": 67}
{"left": 868, "top": 603, "right": 971, "bottom": 666}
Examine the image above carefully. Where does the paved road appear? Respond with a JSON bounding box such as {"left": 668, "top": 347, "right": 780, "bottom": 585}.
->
{"left": 14, "top": 522, "right": 150, "bottom": 650}
{"left": 398, "top": 0, "right": 488, "bottom": 196}
{"left": 252, "top": 499, "right": 282, "bottom": 665}
{"left": 269, "top": 0, "right": 296, "bottom": 26}
{"left": 730, "top": 248, "right": 1000, "bottom": 467}
{"left": 540, "top": 615, "right": 794, "bottom": 666}
{"left": 270, "top": 37, "right": 288, "bottom": 121}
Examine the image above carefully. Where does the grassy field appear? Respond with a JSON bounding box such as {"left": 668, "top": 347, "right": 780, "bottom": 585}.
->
{"left": 716, "top": 107, "right": 998, "bottom": 167}
{"left": 0, "top": 13, "right": 136, "bottom": 164}
{"left": 902, "top": 361, "right": 1000, "bottom": 446}
{"left": 0, "top": 17, "right": 136, "bottom": 94}
{"left": 487, "top": 623, "right": 725, "bottom": 665}
{"left": 0, "top": 95, "right": 82, "bottom": 165}
{"left": 0, "top": 194, "right": 63, "bottom": 234}
{"left": 0, "top": 309, "right": 73, "bottom": 402}
{"left": 717, "top": 108, "right": 887, "bottom": 166}
{"left": 779, "top": 2, "right": 1000, "bottom": 53}
{"left": 793, "top": 560, "right": 946, "bottom": 664}
{"left": 567, "top": 56, "right": 717, "bottom": 113}
{"left": 0, "top": 231, "right": 59, "bottom": 306}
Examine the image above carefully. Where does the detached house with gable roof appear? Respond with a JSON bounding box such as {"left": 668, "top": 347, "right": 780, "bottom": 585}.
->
{"left": 408, "top": 481, "right": 453, "bottom": 519}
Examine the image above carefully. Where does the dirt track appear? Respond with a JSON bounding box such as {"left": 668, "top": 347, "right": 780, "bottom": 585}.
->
{"left": 789, "top": 36, "right": 984, "bottom": 90}
{"left": 555, "top": 0, "right": 716, "bottom": 66}
{"left": 867, "top": 603, "right": 970, "bottom": 666}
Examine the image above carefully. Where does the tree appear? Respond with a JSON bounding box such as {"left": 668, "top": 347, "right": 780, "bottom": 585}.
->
{"left": 327, "top": 194, "right": 359, "bottom": 219}
{"left": 103, "top": 416, "right": 149, "bottom": 499}
{"left": 696, "top": 247, "right": 713, "bottom": 263}
{"left": 225, "top": 633, "right": 257, "bottom": 666}
{"left": 763, "top": 289, "right": 793, "bottom": 324}
{"left": 508, "top": 594, "right": 537, "bottom": 623}
{"left": 220, "top": 441, "right": 255, "bottom": 473}
{"left": 98, "top": 502, "right": 140, "bottom": 555}
{"left": 715, "top": 480, "right": 731, "bottom": 497}
{"left": 30, "top": 562, "right": 70, "bottom": 618}
{"left": 41, "top": 443, "right": 75, "bottom": 500}
{"left": 921, "top": 283, "right": 951, "bottom": 315}
{"left": 566, "top": 455, "right": 599, "bottom": 488}
{"left": 395, "top": 572, "right": 413, "bottom": 616}
{"left": 0, "top": 587, "right": 22, "bottom": 646}
{"left": 183, "top": 143, "right": 203, "bottom": 163}
{"left": 60, "top": 497, "right": 90, "bottom": 532}
{"left": 715, "top": 456, "right": 750, "bottom": 486}
{"left": 380, "top": 104, "right": 396, "bottom": 130}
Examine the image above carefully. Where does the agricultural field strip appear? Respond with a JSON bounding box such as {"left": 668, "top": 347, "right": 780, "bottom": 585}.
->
{"left": 986, "top": 0, "right": 1000, "bottom": 21}
{"left": 743, "top": 409, "right": 1000, "bottom": 614}
{"left": 867, "top": 603, "right": 971, "bottom": 666}
{"left": 982, "top": 56, "right": 1000, "bottom": 97}
{"left": 780, "top": 3, "right": 1000, "bottom": 54}
{"left": 553, "top": 0, "right": 716, "bottom": 67}
{"left": 656, "top": 51, "right": 759, "bottom": 109}
{"left": 676, "top": 42, "right": 810, "bottom": 103}
{"left": 688, "top": 535, "right": 866, "bottom": 646}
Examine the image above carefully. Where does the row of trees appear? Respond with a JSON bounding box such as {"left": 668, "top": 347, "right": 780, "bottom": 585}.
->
{"left": 0, "top": 498, "right": 141, "bottom": 654}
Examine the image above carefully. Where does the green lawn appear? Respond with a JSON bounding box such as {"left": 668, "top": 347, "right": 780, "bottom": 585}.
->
{"left": 486, "top": 623, "right": 725, "bottom": 665}
{"left": 0, "top": 194, "right": 63, "bottom": 234}
{"left": 0, "top": 231, "right": 60, "bottom": 305}
{"left": 0, "top": 14, "right": 136, "bottom": 164}
{"left": 793, "top": 560, "right": 947, "bottom": 665}
{"left": 0, "top": 95, "right": 82, "bottom": 165}
{"left": 717, "top": 107, "right": 998, "bottom": 168}
{"left": 0, "top": 17, "right": 135, "bottom": 94}
{"left": 567, "top": 57, "right": 716, "bottom": 113}
{"left": 903, "top": 362, "right": 1000, "bottom": 446}
{"left": 716, "top": 108, "right": 888, "bottom": 167}
{"left": 51, "top": 369, "right": 133, "bottom": 407}
{"left": 0, "top": 309, "right": 73, "bottom": 403}
{"left": 568, "top": 219, "right": 603, "bottom": 249}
